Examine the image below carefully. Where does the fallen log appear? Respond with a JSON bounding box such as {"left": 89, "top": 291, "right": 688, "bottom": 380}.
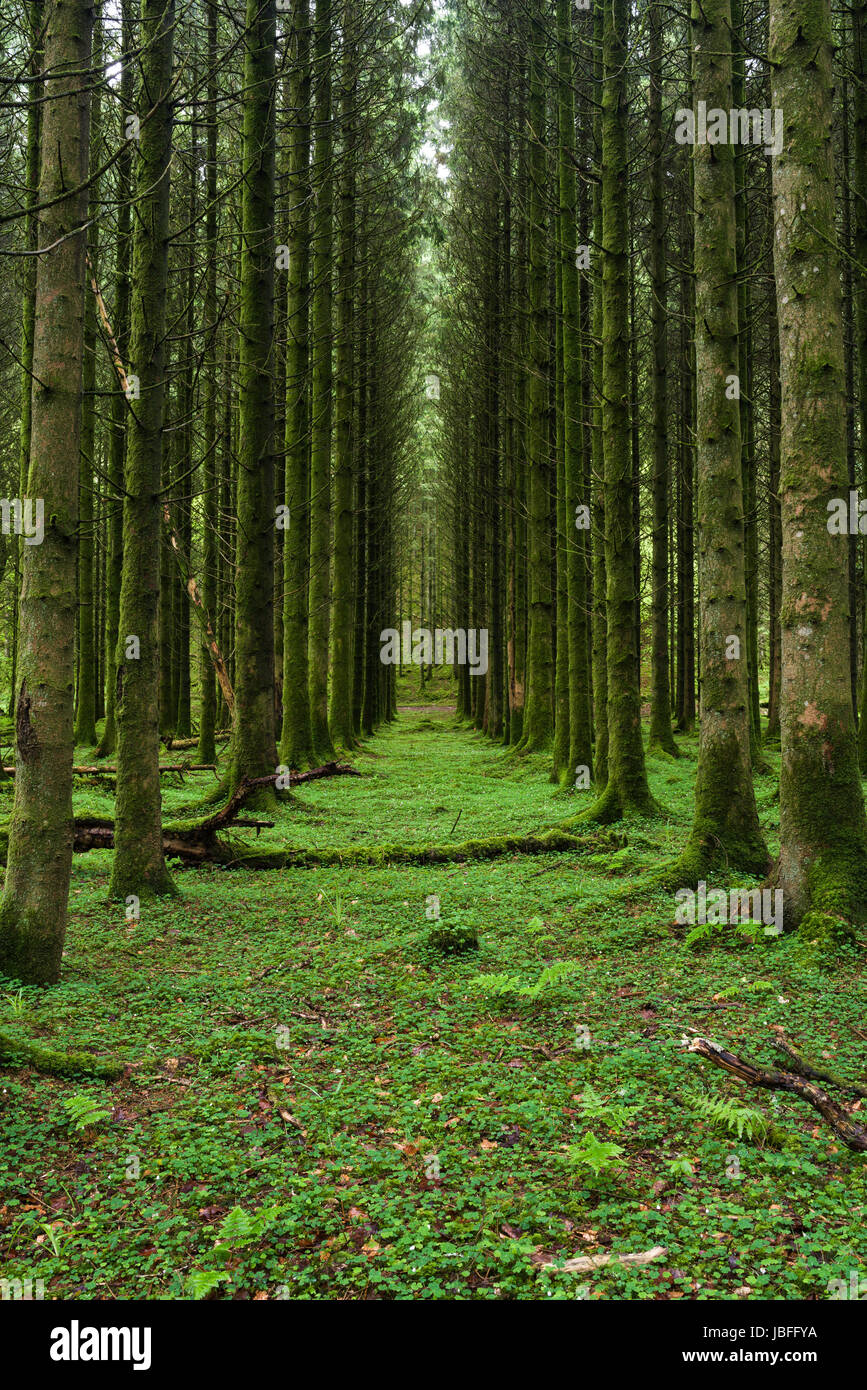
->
{"left": 2, "top": 764, "right": 218, "bottom": 777}
{"left": 57, "top": 763, "right": 361, "bottom": 863}
{"left": 0, "top": 1027, "right": 125, "bottom": 1080}
{"left": 688, "top": 1035, "right": 867, "bottom": 1152}
{"left": 2, "top": 762, "right": 614, "bottom": 876}
{"left": 163, "top": 731, "right": 231, "bottom": 751}
{"left": 206, "top": 825, "right": 624, "bottom": 870}
{"left": 290, "top": 762, "right": 362, "bottom": 785}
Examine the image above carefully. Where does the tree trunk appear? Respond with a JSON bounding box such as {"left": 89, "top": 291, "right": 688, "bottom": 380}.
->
{"left": 519, "top": 2, "right": 554, "bottom": 752}
{"left": 280, "top": 0, "right": 315, "bottom": 768}
{"left": 581, "top": 0, "right": 654, "bottom": 821}
{"left": 328, "top": 0, "right": 358, "bottom": 750}
{"left": 197, "top": 0, "right": 219, "bottom": 766}
{"left": 771, "top": 0, "right": 867, "bottom": 928}
{"left": 95, "top": 0, "right": 133, "bottom": 759}
{"left": 108, "top": 0, "right": 176, "bottom": 900}
{"left": 590, "top": 3, "right": 608, "bottom": 784}
{"left": 73, "top": 11, "right": 101, "bottom": 748}
{"left": 229, "top": 0, "right": 278, "bottom": 796}
{"left": 675, "top": 0, "right": 767, "bottom": 880}
{"left": 0, "top": 0, "right": 94, "bottom": 982}
{"left": 647, "top": 0, "right": 677, "bottom": 757}
{"left": 308, "top": 0, "right": 336, "bottom": 760}
{"left": 558, "top": 0, "right": 592, "bottom": 784}
{"left": 853, "top": 0, "right": 867, "bottom": 769}
{"left": 10, "top": 0, "right": 43, "bottom": 725}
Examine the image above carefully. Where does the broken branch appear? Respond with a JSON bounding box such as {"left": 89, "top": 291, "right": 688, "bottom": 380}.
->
{"left": 689, "top": 1035, "right": 867, "bottom": 1152}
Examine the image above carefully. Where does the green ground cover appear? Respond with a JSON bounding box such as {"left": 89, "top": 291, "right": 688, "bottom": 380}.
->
{"left": 1, "top": 699, "right": 864, "bottom": 1300}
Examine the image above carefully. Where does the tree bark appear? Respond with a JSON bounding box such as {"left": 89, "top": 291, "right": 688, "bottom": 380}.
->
{"left": 0, "top": 0, "right": 95, "bottom": 982}
{"left": 647, "top": 0, "right": 677, "bottom": 757}
{"left": 674, "top": 0, "right": 767, "bottom": 880}
{"left": 771, "top": 0, "right": 867, "bottom": 928}
{"left": 229, "top": 0, "right": 279, "bottom": 796}
{"left": 580, "top": 0, "right": 654, "bottom": 821}
{"left": 108, "top": 0, "right": 176, "bottom": 899}
{"left": 308, "top": 0, "right": 336, "bottom": 760}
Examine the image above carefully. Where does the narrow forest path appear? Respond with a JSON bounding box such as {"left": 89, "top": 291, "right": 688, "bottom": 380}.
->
{"left": 2, "top": 717, "right": 865, "bottom": 1298}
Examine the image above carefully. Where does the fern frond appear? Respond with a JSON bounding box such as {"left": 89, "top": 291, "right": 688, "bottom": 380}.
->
{"left": 686, "top": 1091, "right": 783, "bottom": 1146}
{"left": 61, "top": 1093, "right": 112, "bottom": 1132}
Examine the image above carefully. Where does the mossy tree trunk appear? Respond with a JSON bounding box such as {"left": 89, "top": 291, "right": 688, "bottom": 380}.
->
{"left": 519, "top": 2, "right": 553, "bottom": 753}
{"left": 853, "top": 0, "right": 867, "bottom": 770}
{"left": 510, "top": 86, "right": 527, "bottom": 748}
{"left": 328, "top": 0, "right": 358, "bottom": 752}
{"left": 108, "top": 0, "right": 176, "bottom": 900}
{"left": 196, "top": 0, "right": 219, "bottom": 766}
{"left": 557, "top": 0, "right": 592, "bottom": 786}
{"left": 11, "top": 0, "right": 43, "bottom": 726}
{"left": 673, "top": 0, "right": 767, "bottom": 879}
{"left": 308, "top": 0, "right": 336, "bottom": 761}
{"left": 229, "top": 0, "right": 278, "bottom": 796}
{"left": 362, "top": 297, "right": 382, "bottom": 736}
{"left": 279, "top": 1, "right": 314, "bottom": 768}
{"left": 94, "top": 0, "right": 133, "bottom": 760}
{"left": 580, "top": 0, "right": 654, "bottom": 822}
{"left": 158, "top": 467, "right": 174, "bottom": 739}
{"left": 590, "top": 2, "right": 607, "bottom": 785}
{"left": 0, "top": 0, "right": 94, "bottom": 983}
{"left": 174, "top": 61, "right": 198, "bottom": 745}
{"left": 73, "top": 9, "right": 101, "bottom": 749}
{"left": 352, "top": 256, "right": 368, "bottom": 738}
{"left": 770, "top": 0, "right": 867, "bottom": 928}
{"left": 647, "top": 0, "right": 677, "bottom": 758}
{"left": 731, "top": 0, "right": 761, "bottom": 763}
{"left": 766, "top": 254, "right": 782, "bottom": 743}
{"left": 675, "top": 138, "right": 697, "bottom": 735}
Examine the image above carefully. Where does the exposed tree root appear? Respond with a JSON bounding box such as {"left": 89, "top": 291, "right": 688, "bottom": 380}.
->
{"left": 562, "top": 777, "right": 658, "bottom": 828}
{"left": 688, "top": 1035, "right": 867, "bottom": 1152}
{"left": 649, "top": 829, "right": 772, "bottom": 893}
{"left": 0, "top": 1028, "right": 125, "bottom": 1079}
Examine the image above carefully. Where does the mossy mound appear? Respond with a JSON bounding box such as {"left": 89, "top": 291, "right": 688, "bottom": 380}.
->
{"left": 427, "top": 912, "right": 480, "bottom": 954}
{"left": 796, "top": 910, "right": 856, "bottom": 953}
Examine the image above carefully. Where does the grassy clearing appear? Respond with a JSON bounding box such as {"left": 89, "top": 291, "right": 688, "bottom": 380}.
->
{"left": 0, "top": 701, "right": 865, "bottom": 1301}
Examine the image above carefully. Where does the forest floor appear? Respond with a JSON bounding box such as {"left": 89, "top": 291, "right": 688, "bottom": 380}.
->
{"left": 1, "top": 694, "right": 865, "bottom": 1300}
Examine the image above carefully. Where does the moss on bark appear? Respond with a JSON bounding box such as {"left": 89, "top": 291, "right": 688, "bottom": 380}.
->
{"left": 0, "top": 1029, "right": 123, "bottom": 1079}
{"left": 577, "top": 0, "right": 655, "bottom": 824}
{"left": 108, "top": 0, "right": 176, "bottom": 901}
{"left": 667, "top": 0, "right": 767, "bottom": 878}
{"left": 518, "top": 3, "right": 554, "bottom": 754}
{"left": 279, "top": 0, "right": 316, "bottom": 771}
{"left": 229, "top": 0, "right": 279, "bottom": 800}
{"left": 0, "top": 0, "right": 94, "bottom": 985}
{"left": 770, "top": 0, "right": 867, "bottom": 926}
{"left": 307, "top": 0, "right": 337, "bottom": 763}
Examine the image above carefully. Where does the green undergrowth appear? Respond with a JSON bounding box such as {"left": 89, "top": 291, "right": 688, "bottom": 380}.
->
{"left": 0, "top": 708, "right": 865, "bottom": 1301}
